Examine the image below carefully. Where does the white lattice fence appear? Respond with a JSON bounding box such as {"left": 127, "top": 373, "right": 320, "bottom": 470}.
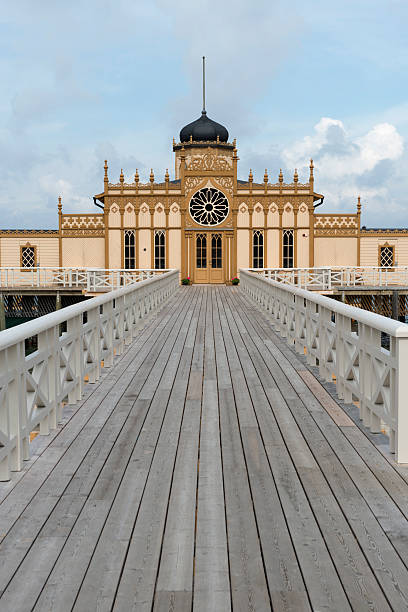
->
{"left": 240, "top": 268, "right": 408, "bottom": 462}
{"left": 250, "top": 266, "right": 408, "bottom": 290}
{"left": 0, "top": 270, "right": 179, "bottom": 480}
{"left": 0, "top": 267, "right": 171, "bottom": 290}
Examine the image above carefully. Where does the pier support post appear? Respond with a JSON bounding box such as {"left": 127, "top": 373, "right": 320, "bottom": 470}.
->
{"left": 0, "top": 294, "right": 5, "bottom": 331}
{"left": 56, "top": 292, "right": 61, "bottom": 311}
{"left": 392, "top": 291, "right": 399, "bottom": 320}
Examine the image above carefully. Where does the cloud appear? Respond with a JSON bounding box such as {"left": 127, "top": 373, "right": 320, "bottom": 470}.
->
{"left": 280, "top": 118, "right": 405, "bottom": 223}
{"left": 157, "top": 0, "right": 304, "bottom": 138}
{"left": 0, "top": 1, "right": 407, "bottom": 229}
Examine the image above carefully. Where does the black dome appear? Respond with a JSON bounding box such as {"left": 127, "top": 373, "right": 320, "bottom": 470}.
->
{"left": 180, "top": 111, "right": 229, "bottom": 143}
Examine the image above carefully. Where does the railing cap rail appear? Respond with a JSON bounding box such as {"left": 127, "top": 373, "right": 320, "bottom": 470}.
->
{"left": 0, "top": 270, "right": 178, "bottom": 351}
{"left": 247, "top": 266, "right": 408, "bottom": 272}
{"left": 240, "top": 268, "right": 408, "bottom": 338}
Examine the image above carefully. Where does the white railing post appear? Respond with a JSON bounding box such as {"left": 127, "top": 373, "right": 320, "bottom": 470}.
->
{"left": 36, "top": 328, "right": 57, "bottom": 435}
{"left": 67, "top": 314, "right": 83, "bottom": 404}
{"left": 395, "top": 335, "right": 408, "bottom": 462}
{"left": 87, "top": 306, "right": 101, "bottom": 383}
{"left": 102, "top": 300, "right": 114, "bottom": 367}
{"left": 7, "top": 341, "right": 26, "bottom": 474}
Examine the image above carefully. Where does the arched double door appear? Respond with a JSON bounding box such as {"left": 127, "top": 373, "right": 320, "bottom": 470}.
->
{"left": 194, "top": 232, "right": 224, "bottom": 284}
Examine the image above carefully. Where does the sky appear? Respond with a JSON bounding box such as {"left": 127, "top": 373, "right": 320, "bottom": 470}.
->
{"left": 0, "top": 0, "right": 407, "bottom": 228}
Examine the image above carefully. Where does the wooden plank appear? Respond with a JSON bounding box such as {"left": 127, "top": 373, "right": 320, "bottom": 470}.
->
{"left": 193, "top": 289, "right": 231, "bottom": 612}
{"left": 106, "top": 289, "right": 203, "bottom": 611}
{"left": 212, "top": 289, "right": 271, "bottom": 611}
{"left": 232, "top": 288, "right": 408, "bottom": 610}
{"left": 152, "top": 289, "right": 207, "bottom": 609}
{"left": 0, "top": 290, "right": 185, "bottom": 527}
{"left": 298, "top": 370, "right": 356, "bottom": 426}
{"left": 30, "top": 289, "right": 199, "bottom": 612}
{"left": 1, "top": 285, "right": 407, "bottom": 611}
{"left": 0, "top": 290, "right": 194, "bottom": 610}
{"left": 218, "top": 290, "right": 357, "bottom": 611}
{"left": 215, "top": 289, "right": 312, "bottom": 611}
{"left": 274, "top": 348, "right": 408, "bottom": 575}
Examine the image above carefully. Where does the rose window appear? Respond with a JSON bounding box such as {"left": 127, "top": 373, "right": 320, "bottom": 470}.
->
{"left": 189, "top": 188, "right": 229, "bottom": 226}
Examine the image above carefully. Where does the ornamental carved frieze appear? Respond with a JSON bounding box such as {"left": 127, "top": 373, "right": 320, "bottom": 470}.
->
{"left": 62, "top": 229, "right": 105, "bottom": 237}
{"left": 185, "top": 177, "right": 202, "bottom": 194}
{"left": 314, "top": 229, "right": 358, "bottom": 237}
{"left": 61, "top": 215, "right": 105, "bottom": 231}
{"left": 186, "top": 153, "right": 232, "bottom": 172}
{"left": 214, "top": 176, "right": 233, "bottom": 192}
{"left": 314, "top": 215, "right": 357, "bottom": 230}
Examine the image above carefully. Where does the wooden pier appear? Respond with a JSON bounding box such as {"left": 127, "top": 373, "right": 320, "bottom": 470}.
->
{"left": 0, "top": 286, "right": 408, "bottom": 611}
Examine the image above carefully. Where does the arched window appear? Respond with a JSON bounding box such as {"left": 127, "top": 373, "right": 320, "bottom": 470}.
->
{"left": 124, "top": 230, "right": 136, "bottom": 269}
{"left": 283, "top": 229, "right": 294, "bottom": 268}
{"left": 196, "top": 234, "right": 207, "bottom": 268}
{"left": 253, "top": 230, "right": 264, "bottom": 268}
{"left": 211, "top": 234, "right": 222, "bottom": 269}
{"left": 154, "top": 230, "right": 166, "bottom": 269}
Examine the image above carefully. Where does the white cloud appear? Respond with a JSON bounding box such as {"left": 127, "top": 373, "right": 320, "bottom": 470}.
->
{"left": 283, "top": 118, "right": 403, "bottom": 176}
{"left": 280, "top": 117, "right": 405, "bottom": 223}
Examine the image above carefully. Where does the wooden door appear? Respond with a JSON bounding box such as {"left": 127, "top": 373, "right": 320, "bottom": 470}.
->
{"left": 209, "top": 233, "right": 224, "bottom": 283}
{"left": 193, "top": 232, "right": 224, "bottom": 284}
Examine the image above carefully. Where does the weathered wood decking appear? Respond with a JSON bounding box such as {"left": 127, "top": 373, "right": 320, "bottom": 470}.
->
{"left": 1, "top": 286, "right": 408, "bottom": 611}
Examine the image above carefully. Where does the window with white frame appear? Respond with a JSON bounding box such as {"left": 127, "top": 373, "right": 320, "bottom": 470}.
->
{"left": 253, "top": 230, "right": 264, "bottom": 268}
{"left": 154, "top": 230, "right": 166, "bottom": 269}
{"left": 124, "top": 230, "right": 136, "bottom": 269}
{"left": 282, "top": 229, "right": 294, "bottom": 268}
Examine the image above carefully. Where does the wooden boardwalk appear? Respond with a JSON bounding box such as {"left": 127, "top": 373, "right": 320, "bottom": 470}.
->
{"left": 1, "top": 286, "right": 408, "bottom": 611}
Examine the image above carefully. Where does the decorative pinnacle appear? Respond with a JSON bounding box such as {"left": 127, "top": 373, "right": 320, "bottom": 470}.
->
{"left": 264, "top": 169, "right": 268, "bottom": 183}
{"left": 233, "top": 138, "right": 236, "bottom": 148}
{"left": 279, "top": 168, "right": 283, "bottom": 183}
{"left": 249, "top": 169, "right": 253, "bottom": 182}
{"left": 58, "top": 196, "right": 62, "bottom": 212}
{"left": 134, "top": 169, "right": 139, "bottom": 183}
{"left": 150, "top": 168, "right": 154, "bottom": 182}
{"left": 294, "top": 168, "right": 298, "bottom": 183}
{"left": 120, "top": 169, "right": 124, "bottom": 183}
{"left": 173, "top": 137, "right": 176, "bottom": 146}
{"left": 309, "top": 158, "right": 314, "bottom": 177}
{"left": 104, "top": 160, "right": 108, "bottom": 181}
{"left": 357, "top": 195, "right": 361, "bottom": 212}
{"left": 165, "top": 168, "right": 169, "bottom": 182}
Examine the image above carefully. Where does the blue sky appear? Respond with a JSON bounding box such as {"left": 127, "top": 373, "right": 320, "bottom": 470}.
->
{"left": 0, "top": 0, "right": 407, "bottom": 228}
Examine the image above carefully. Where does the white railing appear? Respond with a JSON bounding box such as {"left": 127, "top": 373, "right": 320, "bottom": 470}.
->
{"left": 0, "top": 270, "right": 179, "bottom": 481}
{"left": 240, "top": 268, "right": 408, "bottom": 462}
{"left": 249, "top": 267, "right": 408, "bottom": 291}
{"left": 0, "top": 268, "right": 171, "bottom": 292}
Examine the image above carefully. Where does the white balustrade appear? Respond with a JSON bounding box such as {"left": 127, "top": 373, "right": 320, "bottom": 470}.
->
{"left": 249, "top": 266, "right": 408, "bottom": 291}
{"left": 240, "top": 268, "right": 408, "bottom": 463}
{"left": 0, "top": 270, "right": 178, "bottom": 481}
{"left": 0, "top": 268, "right": 171, "bottom": 291}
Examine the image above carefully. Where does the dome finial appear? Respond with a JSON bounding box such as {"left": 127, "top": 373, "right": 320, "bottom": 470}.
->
{"left": 202, "top": 56, "right": 206, "bottom": 114}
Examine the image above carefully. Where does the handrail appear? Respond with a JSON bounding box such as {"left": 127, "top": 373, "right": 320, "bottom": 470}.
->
{"left": 240, "top": 268, "right": 408, "bottom": 462}
{"left": 0, "top": 270, "right": 179, "bottom": 480}
{"left": 0, "top": 268, "right": 172, "bottom": 291}
{"left": 248, "top": 266, "right": 408, "bottom": 291}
